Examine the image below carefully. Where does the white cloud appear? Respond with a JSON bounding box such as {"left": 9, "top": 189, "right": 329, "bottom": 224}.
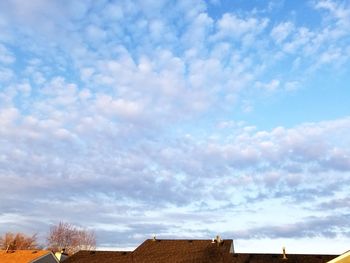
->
{"left": 16, "top": 83, "right": 32, "bottom": 95}
{"left": 255, "top": 79, "right": 280, "bottom": 91}
{"left": 315, "top": 0, "right": 350, "bottom": 28}
{"left": 213, "top": 13, "right": 269, "bottom": 41}
{"left": 181, "top": 12, "right": 213, "bottom": 48}
{"left": 95, "top": 95, "right": 144, "bottom": 120}
{"left": 103, "top": 2, "right": 124, "bottom": 21}
{"left": 282, "top": 27, "right": 314, "bottom": 54}
{"left": 0, "top": 0, "right": 350, "bottom": 250}
{"left": 0, "top": 67, "right": 14, "bottom": 82}
{"left": 270, "top": 21, "right": 294, "bottom": 44}
{"left": 318, "top": 47, "right": 342, "bottom": 64}
{"left": 0, "top": 43, "right": 15, "bottom": 64}
{"left": 284, "top": 81, "right": 299, "bottom": 91}
{"left": 0, "top": 107, "right": 20, "bottom": 128}
{"left": 85, "top": 25, "right": 107, "bottom": 42}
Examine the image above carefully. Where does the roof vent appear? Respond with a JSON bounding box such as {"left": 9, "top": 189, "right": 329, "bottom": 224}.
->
{"left": 213, "top": 235, "right": 223, "bottom": 246}
{"left": 282, "top": 246, "right": 288, "bottom": 260}
{"left": 152, "top": 235, "right": 156, "bottom": 241}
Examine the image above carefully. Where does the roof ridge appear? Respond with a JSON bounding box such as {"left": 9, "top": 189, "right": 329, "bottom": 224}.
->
{"left": 144, "top": 238, "right": 233, "bottom": 241}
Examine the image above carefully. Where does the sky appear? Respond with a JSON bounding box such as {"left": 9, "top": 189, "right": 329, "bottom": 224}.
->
{"left": 0, "top": 0, "right": 350, "bottom": 255}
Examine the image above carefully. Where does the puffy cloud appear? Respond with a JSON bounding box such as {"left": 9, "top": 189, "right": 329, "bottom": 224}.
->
{"left": 314, "top": 0, "right": 350, "bottom": 28}
{"left": 270, "top": 22, "right": 294, "bottom": 44}
{"left": 255, "top": 79, "right": 280, "bottom": 91}
{"left": 230, "top": 213, "right": 350, "bottom": 239}
{"left": 95, "top": 95, "right": 144, "bottom": 120}
{"left": 212, "top": 13, "right": 269, "bottom": 42}
{"left": 0, "top": 0, "right": 349, "bottom": 250}
{"left": 0, "top": 43, "right": 15, "bottom": 64}
{"left": 1, "top": 85, "right": 349, "bottom": 244}
{"left": 0, "top": 67, "right": 14, "bottom": 82}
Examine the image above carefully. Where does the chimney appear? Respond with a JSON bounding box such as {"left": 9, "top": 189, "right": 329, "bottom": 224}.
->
{"left": 55, "top": 248, "right": 69, "bottom": 262}
{"left": 282, "top": 246, "right": 288, "bottom": 260}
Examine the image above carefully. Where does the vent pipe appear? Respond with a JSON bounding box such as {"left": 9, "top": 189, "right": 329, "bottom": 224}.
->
{"left": 282, "top": 246, "right": 288, "bottom": 260}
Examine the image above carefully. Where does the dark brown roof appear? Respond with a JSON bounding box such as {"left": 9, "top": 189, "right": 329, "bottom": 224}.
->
{"left": 63, "top": 250, "right": 132, "bottom": 263}
{"left": 62, "top": 239, "right": 339, "bottom": 263}
{"left": 231, "top": 253, "right": 337, "bottom": 263}
{"left": 63, "top": 239, "right": 233, "bottom": 263}
{"left": 133, "top": 239, "right": 234, "bottom": 263}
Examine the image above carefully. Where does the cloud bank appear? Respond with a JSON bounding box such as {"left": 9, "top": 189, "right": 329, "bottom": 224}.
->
{"left": 0, "top": 0, "right": 349, "bottom": 252}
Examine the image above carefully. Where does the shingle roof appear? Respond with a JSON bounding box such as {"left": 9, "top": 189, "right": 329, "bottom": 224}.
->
{"left": 231, "top": 253, "right": 337, "bottom": 263}
{"left": 0, "top": 249, "right": 56, "bottom": 263}
{"left": 64, "top": 250, "right": 132, "bottom": 263}
{"left": 133, "top": 239, "right": 234, "bottom": 263}
{"left": 61, "top": 239, "right": 339, "bottom": 263}
{"left": 64, "top": 239, "right": 233, "bottom": 263}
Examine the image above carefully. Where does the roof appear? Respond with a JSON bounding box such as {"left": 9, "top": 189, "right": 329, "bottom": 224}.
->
{"left": 133, "top": 239, "right": 234, "bottom": 263}
{"left": 0, "top": 250, "right": 57, "bottom": 263}
{"left": 64, "top": 239, "right": 233, "bottom": 263}
{"left": 61, "top": 239, "right": 340, "bottom": 263}
{"left": 326, "top": 250, "right": 350, "bottom": 263}
{"left": 64, "top": 251, "right": 132, "bottom": 263}
{"left": 231, "top": 253, "right": 337, "bottom": 263}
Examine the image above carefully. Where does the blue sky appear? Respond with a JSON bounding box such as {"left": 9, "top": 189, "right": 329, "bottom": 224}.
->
{"left": 0, "top": 0, "right": 350, "bottom": 254}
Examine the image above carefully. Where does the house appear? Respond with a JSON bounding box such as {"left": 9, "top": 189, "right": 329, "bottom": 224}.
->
{"left": 63, "top": 237, "right": 339, "bottom": 263}
{"left": 326, "top": 250, "right": 350, "bottom": 263}
{"left": 62, "top": 251, "right": 132, "bottom": 263}
{"left": 231, "top": 253, "right": 336, "bottom": 263}
{"left": 132, "top": 237, "right": 234, "bottom": 263}
{"left": 64, "top": 237, "right": 233, "bottom": 263}
{"left": 55, "top": 249, "right": 69, "bottom": 262}
{"left": 0, "top": 249, "right": 59, "bottom": 263}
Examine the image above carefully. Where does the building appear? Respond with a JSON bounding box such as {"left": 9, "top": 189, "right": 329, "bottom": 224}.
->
{"left": 63, "top": 237, "right": 339, "bottom": 263}
{"left": 0, "top": 249, "right": 59, "bottom": 263}
{"left": 55, "top": 249, "right": 69, "bottom": 262}
{"left": 326, "top": 250, "right": 350, "bottom": 263}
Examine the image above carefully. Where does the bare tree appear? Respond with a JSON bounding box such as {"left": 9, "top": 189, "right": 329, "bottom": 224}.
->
{"left": 0, "top": 232, "right": 38, "bottom": 250}
{"left": 47, "top": 222, "right": 96, "bottom": 254}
